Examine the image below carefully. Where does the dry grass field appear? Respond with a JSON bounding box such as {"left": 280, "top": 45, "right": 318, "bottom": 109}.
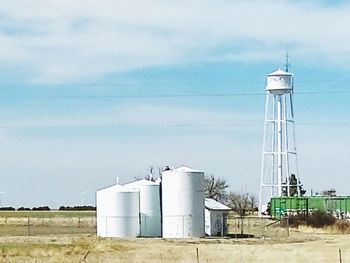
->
{"left": 0, "top": 212, "right": 349, "bottom": 262}
{"left": 0, "top": 231, "right": 349, "bottom": 262}
{"left": 0, "top": 211, "right": 96, "bottom": 237}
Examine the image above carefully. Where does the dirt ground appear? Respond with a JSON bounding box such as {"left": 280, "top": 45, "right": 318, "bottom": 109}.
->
{"left": 0, "top": 228, "right": 349, "bottom": 262}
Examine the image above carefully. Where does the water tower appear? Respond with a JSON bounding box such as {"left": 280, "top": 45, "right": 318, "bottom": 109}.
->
{"left": 258, "top": 64, "right": 302, "bottom": 215}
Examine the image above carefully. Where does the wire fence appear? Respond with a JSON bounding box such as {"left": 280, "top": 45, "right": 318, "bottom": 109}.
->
{"left": 0, "top": 214, "right": 288, "bottom": 239}
{"left": 0, "top": 216, "right": 96, "bottom": 236}
{"left": 225, "top": 215, "right": 289, "bottom": 238}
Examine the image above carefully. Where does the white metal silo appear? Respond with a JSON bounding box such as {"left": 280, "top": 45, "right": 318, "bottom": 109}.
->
{"left": 96, "top": 184, "right": 140, "bottom": 238}
{"left": 161, "top": 166, "right": 205, "bottom": 238}
{"left": 125, "top": 179, "right": 161, "bottom": 237}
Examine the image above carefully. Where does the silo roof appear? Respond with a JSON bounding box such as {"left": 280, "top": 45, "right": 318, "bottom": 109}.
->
{"left": 173, "top": 166, "right": 203, "bottom": 173}
{"left": 267, "top": 69, "right": 293, "bottom": 76}
{"left": 97, "top": 183, "right": 139, "bottom": 193}
{"left": 125, "top": 178, "right": 159, "bottom": 188}
{"left": 205, "top": 198, "right": 231, "bottom": 211}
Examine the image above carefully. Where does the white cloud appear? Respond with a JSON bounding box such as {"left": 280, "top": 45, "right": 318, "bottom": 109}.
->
{"left": 0, "top": 0, "right": 350, "bottom": 82}
{"left": 0, "top": 101, "right": 348, "bottom": 205}
{"left": 0, "top": 0, "right": 349, "bottom": 206}
{"left": 297, "top": 125, "right": 350, "bottom": 195}
{"left": 0, "top": 102, "right": 262, "bottom": 134}
{"left": 0, "top": 128, "right": 261, "bottom": 207}
{"left": 0, "top": 102, "right": 263, "bottom": 206}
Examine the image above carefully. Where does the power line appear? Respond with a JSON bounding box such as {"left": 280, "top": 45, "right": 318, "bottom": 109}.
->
{"left": 0, "top": 78, "right": 348, "bottom": 88}
{"left": 0, "top": 91, "right": 349, "bottom": 100}
{"left": 0, "top": 124, "right": 258, "bottom": 129}
{"left": 0, "top": 93, "right": 264, "bottom": 100}
{"left": 0, "top": 121, "right": 349, "bottom": 130}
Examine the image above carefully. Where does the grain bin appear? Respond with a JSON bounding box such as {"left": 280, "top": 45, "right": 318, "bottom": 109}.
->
{"left": 125, "top": 179, "right": 161, "bottom": 237}
{"left": 161, "top": 166, "right": 205, "bottom": 238}
{"left": 96, "top": 184, "right": 140, "bottom": 238}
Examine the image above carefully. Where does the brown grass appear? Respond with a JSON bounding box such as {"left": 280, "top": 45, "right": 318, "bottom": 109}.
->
{"left": 0, "top": 232, "right": 348, "bottom": 262}
{"left": 0, "top": 210, "right": 96, "bottom": 218}
{"left": 0, "top": 213, "right": 349, "bottom": 262}
{"left": 0, "top": 214, "right": 96, "bottom": 236}
{"left": 328, "top": 220, "right": 350, "bottom": 234}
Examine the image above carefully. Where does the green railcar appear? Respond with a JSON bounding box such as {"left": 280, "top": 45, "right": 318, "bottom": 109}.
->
{"left": 270, "top": 196, "right": 350, "bottom": 219}
{"left": 324, "top": 197, "right": 350, "bottom": 214}
{"left": 270, "top": 197, "right": 307, "bottom": 219}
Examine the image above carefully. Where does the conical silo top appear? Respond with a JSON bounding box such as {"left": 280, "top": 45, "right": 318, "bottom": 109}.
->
{"left": 125, "top": 178, "right": 159, "bottom": 188}
{"left": 267, "top": 69, "right": 293, "bottom": 76}
{"left": 173, "top": 166, "right": 203, "bottom": 173}
{"left": 97, "top": 183, "right": 139, "bottom": 193}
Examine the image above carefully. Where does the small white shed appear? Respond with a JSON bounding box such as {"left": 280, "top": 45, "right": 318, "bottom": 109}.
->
{"left": 205, "top": 198, "right": 231, "bottom": 236}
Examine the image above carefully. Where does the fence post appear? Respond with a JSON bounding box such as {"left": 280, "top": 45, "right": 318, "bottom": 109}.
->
{"left": 183, "top": 215, "right": 185, "bottom": 238}
{"left": 105, "top": 217, "right": 108, "bottom": 236}
{"left": 27, "top": 217, "right": 30, "bottom": 236}
{"left": 248, "top": 217, "right": 250, "bottom": 235}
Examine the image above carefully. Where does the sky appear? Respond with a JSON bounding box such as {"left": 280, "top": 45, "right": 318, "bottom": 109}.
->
{"left": 0, "top": 0, "right": 350, "bottom": 208}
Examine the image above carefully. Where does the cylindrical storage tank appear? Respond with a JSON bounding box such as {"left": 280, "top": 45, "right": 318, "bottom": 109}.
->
{"left": 96, "top": 184, "right": 140, "bottom": 238}
{"left": 266, "top": 69, "right": 293, "bottom": 94}
{"left": 125, "top": 179, "right": 161, "bottom": 237}
{"left": 161, "top": 166, "right": 205, "bottom": 238}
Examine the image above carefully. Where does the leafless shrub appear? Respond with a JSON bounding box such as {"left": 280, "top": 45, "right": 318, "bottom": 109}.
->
{"left": 204, "top": 174, "right": 229, "bottom": 202}
{"left": 226, "top": 191, "right": 256, "bottom": 217}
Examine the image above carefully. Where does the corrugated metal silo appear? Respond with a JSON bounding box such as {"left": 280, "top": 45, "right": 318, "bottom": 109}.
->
{"left": 125, "top": 179, "right": 161, "bottom": 237}
{"left": 161, "top": 166, "right": 205, "bottom": 238}
{"left": 96, "top": 184, "right": 140, "bottom": 238}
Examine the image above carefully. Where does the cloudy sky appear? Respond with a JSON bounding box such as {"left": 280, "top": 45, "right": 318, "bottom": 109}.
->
{"left": 0, "top": 0, "right": 349, "bottom": 207}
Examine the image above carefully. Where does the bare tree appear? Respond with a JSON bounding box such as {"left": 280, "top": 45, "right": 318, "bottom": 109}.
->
{"left": 227, "top": 191, "right": 256, "bottom": 217}
{"left": 319, "top": 188, "right": 336, "bottom": 197}
{"left": 204, "top": 174, "right": 229, "bottom": 202}
{"left": 249, "top": 195, "right": 257, "bottom": 211}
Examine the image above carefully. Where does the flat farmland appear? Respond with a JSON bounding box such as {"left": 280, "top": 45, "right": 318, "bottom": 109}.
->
{"left": 0, "top": 233, "right": 349, "bottom": 262}
{"left": 0, "top": 211, "right": 96, "bottom": 218}
{"left": 0, "top": 211, "right": 349, "bottom": 262}
{"left": 0, "top": 211, "right": 96, "bottom": 236}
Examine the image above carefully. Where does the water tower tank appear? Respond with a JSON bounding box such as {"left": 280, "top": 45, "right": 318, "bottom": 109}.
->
{"left": 125, "top": 179, "right": 161, "bottom": 237}
{"left": 96, "top": 184, "right": 140, "bottom": 238}
{"left": 266, "top": 69, "right": 293, "bottom": 94}
{"left": 161, "top": 166, "right": 205, "bottom": 238}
